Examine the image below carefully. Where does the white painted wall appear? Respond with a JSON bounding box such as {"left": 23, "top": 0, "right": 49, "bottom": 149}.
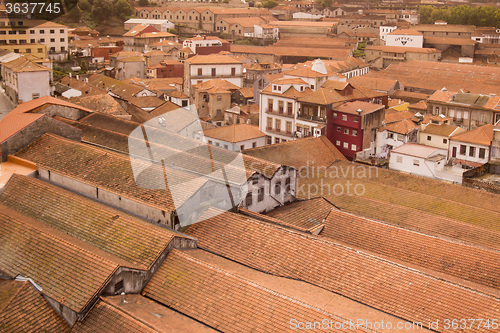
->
{"left": 386, "top": 33, "right": 423, "bottom": 48}
{"left": 449, "top": 140, "right": 490, "bottom": 164}
{"left": 17, "top": 70, "right": 51, "bottom": 102}
{"left": 189, "top": 63, "right": 243, "bottom": 87}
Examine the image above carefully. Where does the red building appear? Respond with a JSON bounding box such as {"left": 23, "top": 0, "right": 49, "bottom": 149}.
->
{"left": 91, "top": 46, "right": 123, "bottom": 61}
{"left": 326, "top": 101, "right": 385, "bottom": 160}
{"left": 147, "top": 60, "right": 184, "bottom": 78}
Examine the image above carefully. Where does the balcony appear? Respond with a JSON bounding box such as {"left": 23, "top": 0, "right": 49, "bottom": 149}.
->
{"left": 266, "top": 127, "right": 294, "bottom": 137}
{"left": 297, "top": 113, "right": 326, "bottom": 123}
{"left": 265, "top": 108, "right": 294, "bottom": 118}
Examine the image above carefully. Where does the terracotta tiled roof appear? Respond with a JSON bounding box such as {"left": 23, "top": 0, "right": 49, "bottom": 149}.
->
{"left": 184, "top": 54, "right": 242, "bottom": 65}
{"left": 203, "top": 124, "right": 265, "bottom": 143}
{"left": 380, "top": 118, "right": 418, "bottom": 135}
{"left": 150, "top": 101, "right": 182, "bottom": 118}
{"left": 322, "top": 209, "right": 500, "bottom": 290}
{"left": 0, "top": 280, "right": 70, "bottom": 332}
{"left": 237, "top": 87, "right": 254, "bottom": 99}
{"left": 2, "top": 56, "right": 50, "bottom": 73}
{"left": 450, "top": 124, "right": 494, "bottom": 146}
{"left": 384, "top": 109, "right": 414, "bottom": 124}
{"left": 185, "top": 210, "right": 500, "bottom": 331}
{"left": 87, "top": 74, "right": 146, "bottom": 99}
{"left": 367, "top": 61, "right": 500, "bottom": 96}
{"left": 347, "top": 76, "right": 398, "bottom": 92}
{"left": 425, "top": 36, "right": 477, "bottom": 46}
{"left": 332, "top": 101, "right": 385, "bottom": 115}
{"left": 0, "top": 96, "right": 92, "bottom": 143}
{"left": 266, "top": 197, "right": 336, "bottom": 230}
{"left": 388, "top": 29, "right": 422, "bottom": 36}
{"left": 0, "top": 174, "right": 179, "bottom": 270}
{"left": 193, "top": 79, "right": 240, "bottom": 92}
{"left": 79, "top": 113, "right": 138, "bottom": 135}
{"left": 301, "top": 160, "right": 500, "bottom": 235}
{"left": 244, "top": 136, "right": 346, "bottom": 169}
{"left": 128, "top": 96, "right": 165, "bottom": 109}
{"left": 72, "top": 299, "right": 157, "bottom": 333}
{"left": 366, "top": 45, "right": 440, "bottom": 54}
{"left": 297, "top": 88, "right": 344, "bottom": 104}
{"left": 414, "top": 24, "right": 475, "bottom": 33}
{"left": 231, "top": 45, "right": 354, "bottom": 60}
{"left": 0, "top": 205, "right": 127, "bottom": 313}
{"left": 421, "top": 124, "right": 464, "bottom": 137}
{"left": 70, "top": 94, "right": 128, "bottom": 116}
{"left": 408, "top": 100, "right": 427, "bottom": 110}
{"left": 143, "top": 249, "right": 374, "bottom": 333}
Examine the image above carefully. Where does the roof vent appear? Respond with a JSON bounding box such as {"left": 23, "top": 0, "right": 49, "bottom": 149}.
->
{"left": 356, "top": 108, "right": 363, "bottom": 114}
{"left": 311, "top": 59, "right": 327, "bottom": 74}
{"left": 441, "top": 87, "right": 447, "bottom": 91}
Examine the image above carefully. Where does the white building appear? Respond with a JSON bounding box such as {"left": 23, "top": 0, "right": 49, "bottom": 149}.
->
{"left": 28, "top": 21, "right": 68, "bottom": 61}
{"left": 385, "top": 29, "right": 423, "bottom": 48}
{"left": 449, "top": 124, "right": 493, "bottom": 167}
{"left": 183, "top": 54, "right": 243, "bottom": 94}
{"left": 1, "top": 55, "right": 51, "bottom": 103}
{"left": 376, "top": 118, "right": 419, "bottom": 158}
{"left": 201, "top": 124, "right": 266, "bottom": 151}
{"left": 124, "top": 19, "right": 174, "bottom": 32}
{"left": 253, "top": 24, "right": 279, "bottom": 40}
{"left": 380, "top": 26, "right": 397, "bottom": 42}
{"left": 419, "top": 123, "right": 466, "bottom": 152}
{"left": 389, "top": 143, "right": 462, "bottom": 182}
{"left": 182, "top": 35, "right": 228, "bottom": 54}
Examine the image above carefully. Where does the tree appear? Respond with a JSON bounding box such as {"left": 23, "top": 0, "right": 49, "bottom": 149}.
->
{"left": 114, "top": 0, "right": 133, "bottom": 20}
{"left": 91, "top": 0, "right": 113, "bottom": 23}
{"left": 262, "top": 0, "right": 277, "bottom": 8}
{"left": 418, "top": 5, "right": 434, "bottom": 24}
{"left": 138, "top": 0, "right": 149, "bottom": 6}
{"left": 78, "top": 0, "right": 92, "bottom": 12}
{"left": 315, "top": 0, "right": 332, "bottom": 8}
{"left": 67, "top": 5, "right": 82, "bottom": 21}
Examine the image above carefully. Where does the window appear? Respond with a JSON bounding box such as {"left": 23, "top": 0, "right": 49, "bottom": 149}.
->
{"left": 278, "top": 100, "right": 284, "bottom": 114}
{"left": 38, "top": 48, "right": 42, "bottom": 53}
{"left": 333, "top": 112, "right": 337, "bottom": 118}
{"left": 344, "top": 128, "right": 349, "bottom": 135}
{"left": 275, "top": 137, "right": 280, "bottom": 144}
{"left": 240, "top": 145, "right": 245, "bottom": 151}
{"left": 413, "top": 159, "right": 420, "bottom": 166}
{"left": 352, "top": 130, "right": 357, "bottom": 136}
{"left": 427, "top": 135, "right": 431, "bottom": 141}
{"left": 39, "top": 38, "right": 45, "bottom": 42}
{"left": 274, "top": 182, "right": 281, "bottom": 195}
{"left": 354, "top": 117, "right": 358, "bottom": 123}
{"left": 217, "top": 95, "right": 221, "bottom": 101}
{"left": 114, "top": 280, "right": 124, "bottom": 292}
{"left": 245, "top": 192, "right": 253, "bottom": 206}
{"left": 343, "top": 142, "right": 348, "bottom": 149}
{"left": 231, "top": 67, "right": 236, "bottom": 76}
{"left": 460, "top": 145, "right": 466, "bottom": 155}
{"left": 30, "top": 30, "right": 35, "bottom": 34}
{"left": 443, "top": 138, "right": 447, "bottom": 144}
{"left": 287, "top": 102, "right": 292, "bottom": 115}
{"left": 469, "top": 146, "right": 476, "bottom": 157}
{"left": 336, "top": 140, "right": 340, "bottom": 146}
{"left": 50, "top": 29, "right": 55, "bottom": 34}
{"left": 60, "top": 29, "right": 64, "bottom": 33}
{"left": 32, "top": 93, "right": 40, "bottom": 99}
{"left": 285, "top": 177, "right": 291, "bottom": 193}
{"left": 8, "top": 31, "right": 15, "bottom": 35}
{"left": 252, "top": 142, "right": 257, "bottom": 148}
{"left": 351, "top": 144, "right": 357, "bottom": 151}
{"left": 211, "top": 68, "right": 216, "bottom": 76}
{"left": 479, "top": 148, "right": 486, "bottom": 159}
{"left": 60, "top": 38, "right": 65, "bottom": 42}
{"left": 267, "top": 99, "right": 273, "bottom": 112}
{"left": 258, "top": 188, "right": 264, "bottom": 202}
{"left": 286, "top": 121, "right": 292, "bottom": 134}
{"left": 26, "top": 48, "right": 31, "bottom": 53}
{"left": 197, "top": 68, "right": 202, "bottom": 76}
{"left": 30, "top": 39, "right": 35, "bottom": 43}
{"left": 224, "top": 144, "right": 228, "bottom": 149}
{"left": 275, "top": 119, "right": 281, "bottom": 132}
{"left": 208, "top": 140, "right": 212, "bottom": 144}
{"left": 396, "top": 156, "right": 402, "bottom": 163}
{"left": 40, "top": 29, "right": 45, "bottom": 34}
{"left": 337, "top": 126, "right": 341, "bottom": 132}
{"left": 267, "top": 136, "right": 272, "bottom": 144}
{"left": 342, "top": 115, "right": 347, "bottom": 121}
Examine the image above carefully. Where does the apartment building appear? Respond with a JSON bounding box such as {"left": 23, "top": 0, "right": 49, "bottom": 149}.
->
{"left": 183, "top": 54, "right": 243, "bottom": 94}
{"left": 27, "top": 20, "right": 68, "bottom": 61}
{"left": 123, "top": 24, "right": 177, "bottom": 52}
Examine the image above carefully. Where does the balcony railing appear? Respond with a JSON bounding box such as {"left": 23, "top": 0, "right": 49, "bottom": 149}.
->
{"left": 266, "top": 128, "right": 294, "bottom": 137}
{"left": 297, "top": 113, "right": 326, "bottom": 123}
{"left": 265, "top": 108, "right": 294, "bottom": 118}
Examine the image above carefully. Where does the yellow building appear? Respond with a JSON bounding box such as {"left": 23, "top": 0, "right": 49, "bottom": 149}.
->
{"left": 0, "top": 43, "right": 47, "bottom": 59}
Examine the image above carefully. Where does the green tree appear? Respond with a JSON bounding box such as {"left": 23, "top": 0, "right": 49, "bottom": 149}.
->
{"left": 315, "top": 0, "right": 332, "bottom": 8}
{"left": 114, "top": 0, "right": 133, "bottom": 20}
{"left": 67, "top": 5, "right": 82, "bottom": 21}
{"left": 138, "top": 0, "right": 149, "bottom": 6}
{"left": 91, "top": 0, "right": 113, "bottom": 23}
{"left": 418, "top": 5, "right": 434, "bottom": 24}
{"left": 262, "top": 0, "right": 277, "bottom": 8}
{"left": 78, "top": 0, "right": 91, "bottom": 12}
